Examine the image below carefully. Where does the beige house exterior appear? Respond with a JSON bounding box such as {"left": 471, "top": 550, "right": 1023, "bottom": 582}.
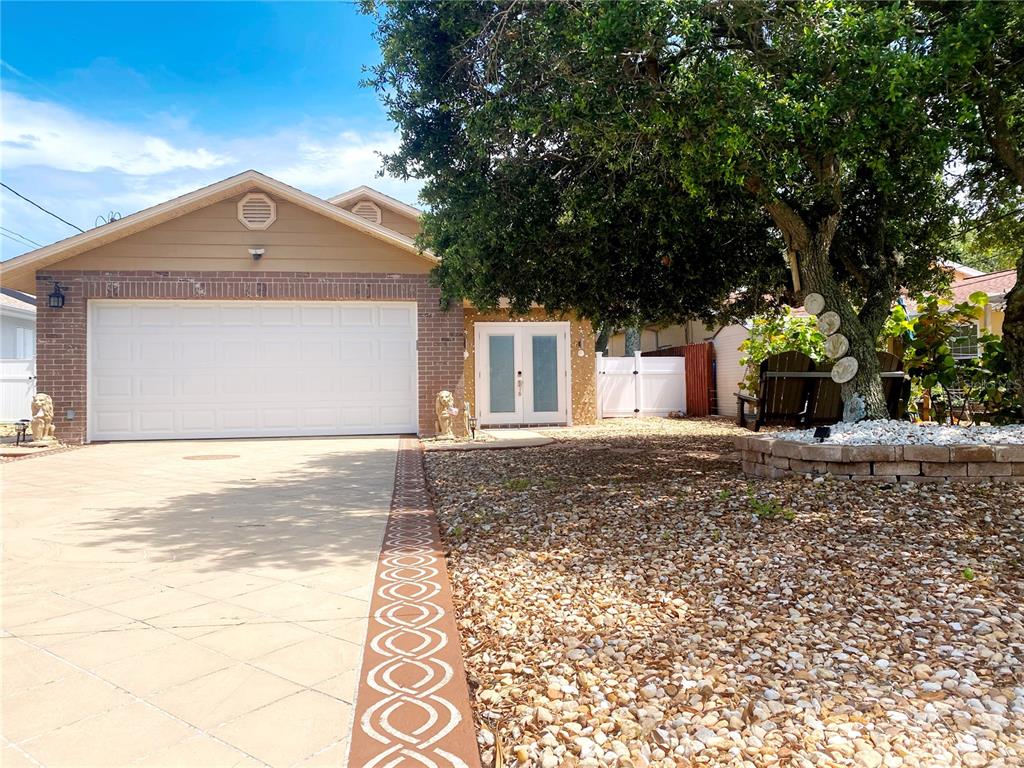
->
{"left": 1, "top": 170, "right": 595, "bottom": 442}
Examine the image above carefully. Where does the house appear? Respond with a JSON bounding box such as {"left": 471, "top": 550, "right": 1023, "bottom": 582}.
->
{"left": 0, "top": 170, "right": 595, "bottom": 443}
{"left": 912, "top": 266, "right": 1015, "bottom": 358}
{"left": 0, "top": 288, "right": 37, "bottom": 421}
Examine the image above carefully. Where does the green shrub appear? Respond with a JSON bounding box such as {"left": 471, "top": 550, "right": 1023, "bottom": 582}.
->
{"left": 738, "top": 308, "right": 826, "bottom": 394}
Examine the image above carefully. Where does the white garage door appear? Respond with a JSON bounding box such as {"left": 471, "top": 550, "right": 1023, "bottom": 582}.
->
{"left": 88, "top": 300, "right": 418, "bottom": 441}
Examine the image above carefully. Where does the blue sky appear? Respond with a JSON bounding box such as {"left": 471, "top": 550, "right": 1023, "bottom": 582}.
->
{"left": 0, "top": 1, "right": 421, "bottom": 261}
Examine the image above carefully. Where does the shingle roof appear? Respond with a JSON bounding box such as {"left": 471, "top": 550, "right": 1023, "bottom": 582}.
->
{"left": 0, "top": 288, "right": 36, "bottom": 312}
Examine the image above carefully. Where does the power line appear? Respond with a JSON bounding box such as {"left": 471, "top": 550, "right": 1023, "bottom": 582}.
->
{"left": 0, "top": 230, "right": 40, "bottom": 248}
{"left": 0, "top": 182, "right": 84, "bottom": 233}
{"left": 0, "top": 226, "right": 42, "bottom": 248}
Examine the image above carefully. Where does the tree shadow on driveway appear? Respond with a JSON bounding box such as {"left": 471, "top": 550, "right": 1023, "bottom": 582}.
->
{"left": 72, "top": 443, "right": 398, "bottom": 575}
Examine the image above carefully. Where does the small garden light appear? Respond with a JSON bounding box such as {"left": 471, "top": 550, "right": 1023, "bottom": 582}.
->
{"left": 47, "top": 282, "right": 66, "bottom": 309}
{"left": 468, "top": 415, "right": 478, "bottom": 439}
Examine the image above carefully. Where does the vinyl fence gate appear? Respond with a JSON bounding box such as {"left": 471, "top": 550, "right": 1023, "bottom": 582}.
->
{"left": 596, "top": 351, "right": 686, "bottom": 418}
{"left": 0, "top": 359, "right": 35, "bottom": 422}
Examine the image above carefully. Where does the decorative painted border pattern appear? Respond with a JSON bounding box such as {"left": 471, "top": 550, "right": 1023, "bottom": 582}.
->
{"left": 348, "top": 437, "right": 480, "bottom": 768}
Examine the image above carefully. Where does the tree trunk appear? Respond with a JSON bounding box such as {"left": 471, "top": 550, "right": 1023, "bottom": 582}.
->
{"left": 624, "top": 326, "right": 641, "bottom": 356}
{"left": 595, "top": 324, "right": 610, "bottom": 355}
{"left": 798, "top": 236, "right": 889, "bottom": 421}
{"left": 1003, "top": 252, "right": 1024, "bottom": 400}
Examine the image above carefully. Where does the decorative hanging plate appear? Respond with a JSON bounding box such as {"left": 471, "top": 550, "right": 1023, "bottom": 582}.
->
{"left": 824, "top": 333, "right": 849, "bottom": 359}
{"left": 804, "top": 292, "right": 825, "bottom": 315}
{"left": 817, "top": 311, "right": 841, "bottom": 335}
{"left": 831, "top": 356, "right": 859, "bottom": 384}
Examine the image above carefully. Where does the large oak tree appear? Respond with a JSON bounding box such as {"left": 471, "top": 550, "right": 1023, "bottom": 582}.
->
{"left": 366, "top": 0, "right": 958, "bottom": 418}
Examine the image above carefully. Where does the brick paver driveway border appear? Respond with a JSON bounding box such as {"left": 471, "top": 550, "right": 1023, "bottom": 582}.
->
{"left": 348, "top": 437, "right": 480, "bottom": 768}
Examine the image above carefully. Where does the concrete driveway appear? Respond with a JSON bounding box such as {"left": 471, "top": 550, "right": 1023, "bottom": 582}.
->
{"left": 1, "top": 436, "right": 398, "bottom": 768}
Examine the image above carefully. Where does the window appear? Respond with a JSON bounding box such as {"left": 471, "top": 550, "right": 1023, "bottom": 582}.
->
{"left": 15, "top": 326, "right": 34, "bottom": 359}
{"left": 950, "top": 323, "right": 980, "bottom": 359}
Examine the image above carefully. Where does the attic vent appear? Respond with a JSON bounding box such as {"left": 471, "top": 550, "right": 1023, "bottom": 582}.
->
{"left": 237, "top": 192, "right": 277, "bottom": 230}
{"left": 351, "top": 200, "right": 382, "bottom": 224}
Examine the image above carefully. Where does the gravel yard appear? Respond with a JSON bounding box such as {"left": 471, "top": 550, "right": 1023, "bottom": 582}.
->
{"left": 424, "top": 418, "right": 1024, "bottom": 768}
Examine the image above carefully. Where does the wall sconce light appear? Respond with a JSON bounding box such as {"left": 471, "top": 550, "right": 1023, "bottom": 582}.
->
{"left": 463, "top": 330, "right": 469, "bottom": 359}
{"left": 577, "top": 337, "right": 585, "bottom": 357}
{"left": 248, "top": 247, "right": 265, "bottom": 260}
{"left": 47, "top": 282, "right": 66, "bottom": 309}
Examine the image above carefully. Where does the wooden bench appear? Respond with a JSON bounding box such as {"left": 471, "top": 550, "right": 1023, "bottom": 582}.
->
{"left": 736, "top": 351, "right": 910, "bottom": 431}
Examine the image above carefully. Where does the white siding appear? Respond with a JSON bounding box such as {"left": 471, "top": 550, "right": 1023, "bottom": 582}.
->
{"left": 713, "top": 324, "right": 750, "bottom": 418}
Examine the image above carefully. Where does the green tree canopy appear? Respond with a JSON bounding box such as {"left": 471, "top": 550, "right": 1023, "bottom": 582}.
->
{"left": 366, "top": 0, "right": 961, "bottom": 418}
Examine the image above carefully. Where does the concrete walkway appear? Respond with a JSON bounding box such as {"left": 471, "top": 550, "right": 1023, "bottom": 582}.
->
{"left": 1, "top": 436, "right": 398, "bottom": 767}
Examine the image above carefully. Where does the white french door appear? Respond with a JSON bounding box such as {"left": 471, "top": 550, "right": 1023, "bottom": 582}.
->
{"left": 476, "top": 322, "right": 569, "bottom": 425}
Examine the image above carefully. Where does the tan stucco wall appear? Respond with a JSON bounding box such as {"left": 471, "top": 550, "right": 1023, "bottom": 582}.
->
{"left": 58, "top": 194, "right": 432, "bottom": 275}
{"left": 464, "top": 308, "right": 597, "bottom": 425}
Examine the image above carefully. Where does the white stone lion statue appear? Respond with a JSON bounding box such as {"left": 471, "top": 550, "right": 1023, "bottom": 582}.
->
{"left": 435, "top": 390, "right": 457, "bottom": 439}
{"left": 30, "top": 393, "right": 56, "bottom": 443}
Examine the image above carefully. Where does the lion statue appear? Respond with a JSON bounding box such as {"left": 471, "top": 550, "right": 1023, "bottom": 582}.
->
{"left": 30, "top": 393, "right": 56, "bottom": 443}
{"left": 435, "top": 390, "right": 457, "bottom": 439}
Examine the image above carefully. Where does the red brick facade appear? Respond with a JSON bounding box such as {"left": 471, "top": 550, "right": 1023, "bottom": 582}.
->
{"left": 35, "top": 270, "right": 465, "bottom": 444}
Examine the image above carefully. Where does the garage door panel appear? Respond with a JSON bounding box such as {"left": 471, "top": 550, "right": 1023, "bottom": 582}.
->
{"left": 178, "top": 306, "right": 219, "bottom": 326}
{"left": 300, "top": 306, "right": 335, "bottom": 326}
{"left": 260, "top": 306, "right": 297, "bottom": 326}
{"left": 221, "top": 340, "right": 255, "bottom": 365}
{"left": 138, "top": 376, "right": 174, "bottom": 398}
{"left": 340, "top": 338, "right": 374, "bottom": 362}
{"left": 180, "top": 410, "right": 219, "bottom": 432}
{"left": 93, "top": 305, "right": 133, "bottom": 328}
{"left": 179, "top": 373, "right": 217, "bottom": 398}
{"left": 380, "top": 405, "right": 416, "bottom": 428}
{"left": 138, "top": 340, "right": 174, "bottom": 367}
{"left": 259, "top": 339, "right": 301, "bottom": 365}
{"left": 221, "top": 409, "right": 259, "bottom": 430}
{"left": 379, "top": 306, "right": 414, "bottom": 328}
{"left": 298, "top": 340, "right": 335, "bottom": 365}
{"left": 94, "top": 338, "right": 133, "bottom": 364}
{"left": 89, "top": 300, "right": 417, "bottom": 440}
{"left": 92, "top": 375, "right": 132, "bottom": 399}
{"left": 380, "top": 339, "right": 414, "bottom": 363}
{"left": 138, "top": 411, "right": 175, "bottom": 433}
{"left": 179, "top": 339, "right": 217, "bottom": 366}
{"left": 94, "top": 410, "right": 133, "bottom": 434}
{"left": 301, "top": 407, "right": 341, "bottom": 428}
{"left": 137, "top": 306, "right": 177, "bottom": 326}
{"left": 340, "top": 306, "right": 375, "bottom": 327}
{"left": 221, "top": 306, "right": 256, "bottom": 325}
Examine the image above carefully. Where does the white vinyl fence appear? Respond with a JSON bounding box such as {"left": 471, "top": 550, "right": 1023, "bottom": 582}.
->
{"left": 1, "top": 359, "right": 35, "bottom": 422}
{"left": 596, "top": 351, "right": 686, "bottom": 418}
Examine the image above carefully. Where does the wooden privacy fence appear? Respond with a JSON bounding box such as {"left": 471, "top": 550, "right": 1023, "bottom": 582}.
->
{"left": 682, "top": 341, "right": 715, "bottom": 417}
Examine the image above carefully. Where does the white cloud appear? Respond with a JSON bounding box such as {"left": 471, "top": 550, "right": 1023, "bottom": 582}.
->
{"left": 1, "top": 91, "right": 228, "bottom": 175}
{"left": 0, "top": 90, "right": 423, "bottom": 262}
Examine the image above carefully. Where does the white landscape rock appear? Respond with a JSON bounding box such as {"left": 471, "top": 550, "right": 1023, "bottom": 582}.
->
{"left": 776, "top": 419, "right": 1024, "bottom": 446}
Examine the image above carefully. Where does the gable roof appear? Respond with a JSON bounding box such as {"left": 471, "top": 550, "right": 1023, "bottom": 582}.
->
{"left": 0, "top": 288, "right": 36, "bottom": 318}
{"left": 0, "top": 170, "right": 437, "bottom": 291}
{"left": 902, "top": 268, "right": 1017, "bottom": 315}
{"left": 329, "top": 185, "right": 422, "bottom": 221}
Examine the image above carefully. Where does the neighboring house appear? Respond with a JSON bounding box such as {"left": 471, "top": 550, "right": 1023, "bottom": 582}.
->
{"left": 0, "top": 288, "right": 37, "bottom": 421}
{"left": 0, "top": 170, "right": 595, "bottom": 443}
{"left": 905, "top": 267, "right": 1015, "bottom": 359}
